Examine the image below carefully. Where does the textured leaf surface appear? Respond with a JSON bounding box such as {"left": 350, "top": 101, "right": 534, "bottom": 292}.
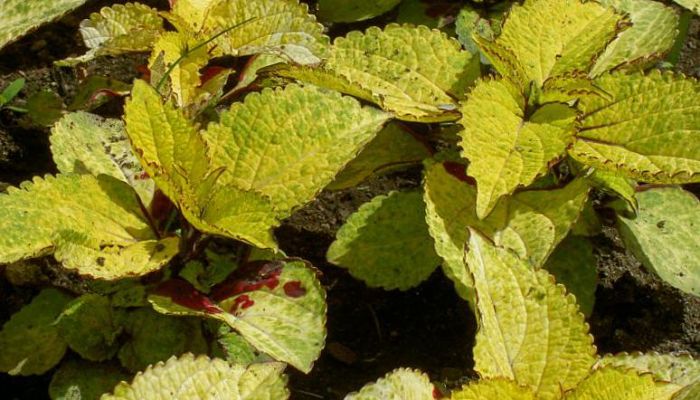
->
{"left": 0, "top": 0, "right": 87, "bottom": 49}
{"left": 594, "top": 352, "right": 700, "bottom": 392}
{"left": 476, "top": 0, "right": 621, "bottom": 87}
{"left": 674, "top": 0, "right": 700, "bottom": 13}
{"left": 0, "top": 289, "right": 72, "bottom": 375}
{"left": 452, "top": 379, "right": 536, "bottom": 400}
{"left": 616, "top": 187, "right": 700, "bottom": 296}
{"left": 50, "top": 112, "right": 154, "bottom": 203}
{"left": 327, "top": 191, "right": 440, "bottom": 291}
{"left": 102, "top": 354, "right": 288, "bottom": 400}
{"left": 204, "top": 84, "right": 390, "bottom": 216}
{"left": 0, "top": 174, "right": 177, "bottom": 279}
{"left": 590, "top": 0, "right": 678, "bottom": 77}
{"left": 125, "top": 80, "right": 279, "bottom": 248}
{"left": 317, "top": 0, "right": 401, "bottom": 22}
{"left": 585, "top": 169, "right": 637, "bottom": 210}
{"left": 562, "top": 367, "right": 676, "bottom": 400}
{"left": 571, "top": 71, "right": 700, "bottom": 183}
{"left": 466, "top": 232, "right": 596, "bottom": 399}
{"left": 50, "top": 359, "right": 130, "bottom": 400}
{"left": 345, "top": 368, "right": 435, "bottom": 400}
{"left": 327, "top": 122, "right": 431, "bottom": 190}
{"left": 276, "top": 24, "right": 478, "bottom": 122}
{"left": 59, "top": 3, "right": 164, "bottom": 65}
{"left": 459, "top": 79, "right": 575, "bottom": 217}
{"left": 150, "top": 260, "right": 326, "bottom": 373}
{"left": 543, "top": 235, "right": 597, "bottom": 316}
{"left": 57, "top": 294, "right": 121, "bottom": 362}
{"left": 423, "top": 162, "right": 588, "bottom": 300}
{"left": 148, "top": 32, "right": 208, "bottom": 107}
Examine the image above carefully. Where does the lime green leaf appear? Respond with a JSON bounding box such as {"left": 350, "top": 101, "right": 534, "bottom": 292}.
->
{"left": 204, "top": 84, "right": 390, "bottom": 216}
{"left": 0, "top": 78, "right": 25, "bottom": 107}
{"left": 452, "top": 379, "right": 537, "bottom": 400}
{"left": 540, "top": 73, "right": 611, "bottom": 105}
{"left": 102, "top": 354, "right": 288, "bottom": 400}
{"left": 595, "top": 353, "right": 700, "bottom": 393}
{"left": 345, "top": 368, "right": 435, "bottom": 400}
{"left": 57, "top": 294, "right": 121, "bottom": 362}
{"left": 317, "top": 0, "right": 401, "bottom": 23}
{"left": 125, "top": 80, "right": 279, "bottom": 248}
{"left": 673, "top": 0, "right": 700, "bottom": 13}
{"left": 195, "top": 0, "right": 328, "bottom": 64}
{"left": 327, "top": 191, "right": 440, "bottom": 291}
{"left": 459, "top": 79, "right": 576, "bottom": 218}
{"left": 50, "top": 359, "right": 130, "bottom": 400}
{"left": 0, "top": 289, "right": 72, "bottom": 375}
{"left": 476, "top": 0, "right": 622, "bottom": 88}
{"left": 455, "top": 6, "right": 504, "bottom": 56}
{"left": 562, "top": 367, "right": 677, "bottom": 400}
{"left": 50, "top": 112, "right": 154, "bottom": 203}
{"left": 571, "top": 71, "right": 700, "bottom": 183}
{"left": 58, "top": 3, "right": 164, "bottom": 66}
{"left": 585, "top": 169, "right": 637, "bottom": 211}
{"left": 0, "top": 0, "right": 87, "bottom": 49}
{"left": 149, "top": 260, "right": 326, "bottom": 373}
{"left": 0, "top": 174, "right": 178, "bottom": 279}
{"left": 116, "top": 308, "right": 207, "bottom": 373}
{"left": 216, "top": 327, "right": 258, "bottom": 365}
{"left": 616, "top": 187, "right": 700, "bottom": 296}
{"left": 275, "top": 24, "right": 479, "bottom": 122}
{"left": 590, "top": 0, "right": 678, "bottom": 77}
{"left": 543, "top": 235, "right": 597, "bottom": 316}
{"left": 466, "top": 231, "right": 596, "bottom": 399}
{"left": 149, "top": 31, "right": 208, "bottom": 107}
{"left": 328, "top": 122, "right": 431, "bottom": 190}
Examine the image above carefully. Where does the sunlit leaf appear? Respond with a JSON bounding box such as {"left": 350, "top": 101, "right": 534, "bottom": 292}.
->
{"left": 562, "top": 367, "right": 677, "bottom": 400}
{"left": 0, "top": 0, "right": 87, "bottom": 49}
{"left": 345, "top": 368, "right": 435, "bottom": 400}
{"left": 452, "top": 378, "right": 536, "bottom": 400}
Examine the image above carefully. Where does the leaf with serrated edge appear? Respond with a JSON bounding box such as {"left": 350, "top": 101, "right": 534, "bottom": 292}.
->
{"left": 0, "top": 0, "right": 87, "bottom": 49}
{"left": 0, "top": 289, "right": 72, "bottom": 376}
{"left": 423, "top": 162, "right": 589, "bottom": 301}
{"left": 562, "top": 366, "right": 677, "bottom": 400}
{"left": 193, "top": 0, "right": 328, "bottom": 64}
{"left": 149, "top": 260, "right": 326, "bottom": 373}
{"left": 466, "top": 231, "right": 596, "bottom": 399}
{"left": 594, "top": 352, "right": 700, "bottom": 393}
{"left": 345, "top": 368, "right": 435, "bottom": 400}
{"left": 275, "top": 24, "right": 479, "bottom": 122}
{"left": 57, "top": 3, "right": 164, "bottom": 65}
{"left": 585, "top": 169, "right": 637, "bottom": 211}
{"left": 204, "top": 84, "right": 390, "bottom": 217}
{"left": 125, "top": 80, "right": 279, "bottom": 248}
{"left": 327, "top": 191, "right": 440, "bottom": 291}
{"left": 50, "top": 112, "right": 154, "bottom": 204}
{"left": 0, "top": 174, "right": 177, "bottom": 279}
{"left": 101, "top": 354, "right": 289, "bottom": 400}
{"left": 673, "top": 0, "right": 699, "bottom": 14}
{"left": 50, "top": 359, "right": 131, "bottom": 400}
{"left": 590, "top": 0, "right": 678, "bottom": 77}
{"left": 328, "top": 122, "right": 431, "bottom": 190}
{"left": 459, "top": 79, "right": 576, "bottom": 218}
{"left": 571, "top": 71, "right": 700, "bottom": 183}
{"left": 317, "top": 0, "right": 401, "bottom": 23}
{"left": 451, "top": 378, "right": 536, "bottom": 400}
{"left": 476, "top": 0, "right": 622, "bottom": 88}
{"left": 543, "top": 235, "right": 597, "bottom": 316}
{"left": 616, "top": 187, "right": 700, "bottom": 296}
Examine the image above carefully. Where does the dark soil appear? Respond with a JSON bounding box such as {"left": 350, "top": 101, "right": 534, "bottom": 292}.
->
{"left": 0, "top": 3, "right": 699, "bottom": 400}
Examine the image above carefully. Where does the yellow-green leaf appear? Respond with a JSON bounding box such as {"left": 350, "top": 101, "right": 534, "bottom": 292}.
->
{"left": 476, "top": 0, "right": 622, "bottom": 88}
{"left": 327, "top": 191, "right": 440, "bottom": 291}
{"left": 452, "top": 379, "right": 536, "bottom": 400}
{"left": 590, "top": 0, "right": 678, "bottom": 77}
{"left": 562, "top": 367, "right": 677, "bottom": 400}
{"left": 101, "top": 354, "right": 288, "bottom": 400}
{"left": 0, "top": 289, "right": 73, "bottom": 376}
{"left": 0, "top": 174, "right": 177, "bottom": 279}
{"left": 459, "top": 79, "right": 576, "bottom": 218}
{"left": 466, "top": 231, "right": 596, "bottom": 399}
{"left": 345, "top": 368, "right": 435, "bottom": 400}
{"left": 0, "top": 0, "right": 87, "bottom": 49}
{"left": 57, "top": 3, "right": 164, "bottom": 65}
{"left": 571, "top": 71, "right": 700, "bottom": 183}
{"left": 317, "top": 0, "right": 401, "bottom": 23}
{"left": 616, "top": 187, "right": 700, "bottom": 296}
{"left": 543, "top": 235, "right": 597, "bottom": 316}
{"left": 673, "top": 0, "right": 700, "bottom": 14}
{"left": 274, "top": 24, "right": 479, "bottom": 122}
{"left": 204, "top": 84, "right": 390, "bottom": 217}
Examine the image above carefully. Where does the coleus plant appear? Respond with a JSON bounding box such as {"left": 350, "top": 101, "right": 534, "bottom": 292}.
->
{"left": 0, "top": 0, "right": 698, "bottom": 398}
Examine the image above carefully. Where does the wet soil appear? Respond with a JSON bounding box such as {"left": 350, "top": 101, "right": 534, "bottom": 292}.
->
{"left": 1, "top": 3, "right": 699, "bottom": 399}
